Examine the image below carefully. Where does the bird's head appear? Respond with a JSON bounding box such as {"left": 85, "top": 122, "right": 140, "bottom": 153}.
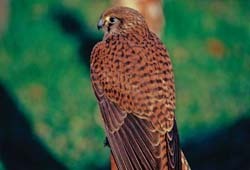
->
{"left": 97, "top": 6, "right": 149, "bottom": 39}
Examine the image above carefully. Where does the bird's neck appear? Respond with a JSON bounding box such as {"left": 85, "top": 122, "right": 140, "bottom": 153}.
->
{"left": 103, "top": 26, "right": 149, "bottom": 44}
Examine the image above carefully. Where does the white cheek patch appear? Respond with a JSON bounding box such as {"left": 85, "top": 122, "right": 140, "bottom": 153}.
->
{"left": 105, "top": 16, "right": 110, "bottom": 23}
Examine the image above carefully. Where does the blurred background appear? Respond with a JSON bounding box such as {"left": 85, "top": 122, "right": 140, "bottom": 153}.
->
{"left": 0, "top": 0, "right": 249, "bottom": 170}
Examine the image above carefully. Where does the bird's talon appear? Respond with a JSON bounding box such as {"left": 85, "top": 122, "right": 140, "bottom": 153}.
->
{"left": 104, "top": 137, "right": 110, "bottom": 147}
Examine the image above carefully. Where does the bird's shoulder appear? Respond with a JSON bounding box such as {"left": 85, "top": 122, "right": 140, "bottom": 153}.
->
{"left": 90, "top": 41, "right": 105, "bottom": 61}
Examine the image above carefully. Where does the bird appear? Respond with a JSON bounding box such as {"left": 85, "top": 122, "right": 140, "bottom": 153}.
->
{"left": 90, "top": 6, "right": 190, "bottom": 170}
{"left": 112, "top": 0, "right": 165, "bottom": 36}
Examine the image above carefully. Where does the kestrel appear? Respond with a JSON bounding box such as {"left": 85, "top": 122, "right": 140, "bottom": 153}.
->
{"left": 112, "top": 0, "right": 164, "bottom": 35}
{"left": 90, "top": 7, "right": 190, "bottom": 170}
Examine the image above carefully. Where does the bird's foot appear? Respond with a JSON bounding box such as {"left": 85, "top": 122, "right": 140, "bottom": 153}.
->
{"left": 104, "top": 137, "right": 110, "bottom": 148}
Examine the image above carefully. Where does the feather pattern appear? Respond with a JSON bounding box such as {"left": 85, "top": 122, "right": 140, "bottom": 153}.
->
{"left": 90, "top": 6, "right": 191, "bottom": 170}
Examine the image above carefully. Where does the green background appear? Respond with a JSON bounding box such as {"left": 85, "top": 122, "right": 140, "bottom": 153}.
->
{"left": 0, "top": 0, "right": 249, "bottom": 169}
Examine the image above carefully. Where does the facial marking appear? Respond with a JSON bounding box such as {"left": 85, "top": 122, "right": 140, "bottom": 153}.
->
{"left": 105, "top": 16, "right": 110, "bottom": 23}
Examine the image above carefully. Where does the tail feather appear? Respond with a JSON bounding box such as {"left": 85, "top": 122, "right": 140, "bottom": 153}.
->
{"left": 181, "top": 151, "right": 191, "bottom": 170}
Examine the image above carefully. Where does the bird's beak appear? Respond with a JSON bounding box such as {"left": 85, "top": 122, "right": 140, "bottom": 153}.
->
{"left": 97, "top": 18, "right": 103, "bottom": 30}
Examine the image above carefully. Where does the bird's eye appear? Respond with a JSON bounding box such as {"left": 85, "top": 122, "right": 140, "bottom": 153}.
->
{"left": 109, "top": 17, "right": 117, "bottom": 23}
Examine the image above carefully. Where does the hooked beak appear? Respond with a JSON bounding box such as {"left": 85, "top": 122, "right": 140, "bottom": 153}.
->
{"left": 97, "top": 19, "right": 103, "bottom": 30}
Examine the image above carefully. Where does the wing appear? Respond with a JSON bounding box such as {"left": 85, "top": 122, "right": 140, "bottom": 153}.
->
{"left": 90, "top": 34, "right": 182, "bottom": 169}
{"left": 93, "top": 86, "right": 161, "bottom": 169}
{"left": 93, "top": 84, "right": 182, "bottom": 170}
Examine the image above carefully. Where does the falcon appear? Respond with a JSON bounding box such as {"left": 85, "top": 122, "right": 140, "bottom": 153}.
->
{"left": 90, "top": 6, "right": 190, "bottom": 170}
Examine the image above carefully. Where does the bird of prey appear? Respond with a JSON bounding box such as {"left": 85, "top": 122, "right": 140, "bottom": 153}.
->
{"left": 112, "top": 0, "right": 164, "bottom": 35}
{"left": 90, "top": 6, "right": 190, "bottom": 170}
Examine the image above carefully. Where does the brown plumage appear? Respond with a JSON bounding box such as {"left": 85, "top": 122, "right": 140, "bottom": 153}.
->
{"left": 91, "top": 6, "right": 190, "bottom": 170}
{"left": 112, "top": 0, "right": 164, "bottom": 35}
